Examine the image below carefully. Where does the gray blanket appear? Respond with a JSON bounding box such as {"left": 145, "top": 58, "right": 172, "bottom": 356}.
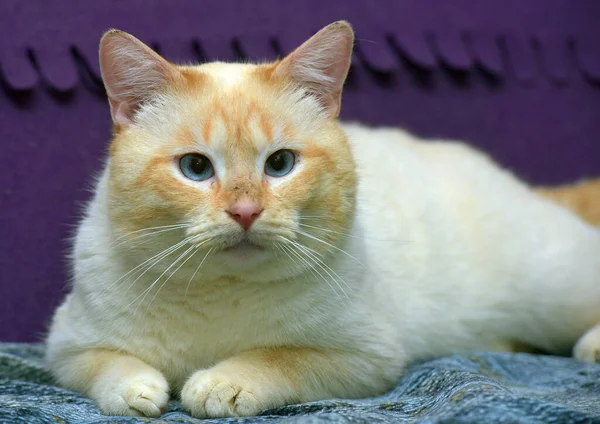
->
{"left": 1, "top": 343, "right": 600, "bottom": 423}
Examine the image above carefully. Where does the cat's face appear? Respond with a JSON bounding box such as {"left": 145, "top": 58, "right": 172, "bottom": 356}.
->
{"left": 101, "top": 22, "right": 356, "bottom": 282}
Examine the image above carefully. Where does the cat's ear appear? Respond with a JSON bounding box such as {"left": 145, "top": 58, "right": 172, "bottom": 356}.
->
{"left": 273, "top": 21, "right": 354, "bottom": 118}
{"left": 99, "top": 29, "right": 181, "bottom": 126}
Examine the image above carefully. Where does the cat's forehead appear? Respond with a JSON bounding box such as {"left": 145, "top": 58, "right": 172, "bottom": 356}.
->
{"left": 172, "top": 63, "right": 298, "bottom": 151}
{"left": 184, "top": 96, "right": 283, "bottom": 154}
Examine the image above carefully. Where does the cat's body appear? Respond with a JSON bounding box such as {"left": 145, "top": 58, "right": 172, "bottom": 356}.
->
{"left": 46, "top": 22, "right": 600, "bottom": 418}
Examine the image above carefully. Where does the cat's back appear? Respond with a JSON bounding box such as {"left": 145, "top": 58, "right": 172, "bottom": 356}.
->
{"left": 340, "top": 121, "right": 597, "bottom": 264}
{"left": 341, "top": 122, "right": 600, "bottom": 355}
{"left": 339, "top": 121, "right": 519, "bottom": 287}
{"left": 341, "top": 122, "right": 500, "bottom": 185}
{"left": 340, "top": 122, "right": 518, "bottom": 227}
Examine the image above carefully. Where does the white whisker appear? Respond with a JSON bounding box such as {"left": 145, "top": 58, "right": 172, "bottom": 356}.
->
{"left": 122, "top": 237, "right": 192, "bottom": 307}
{"left": 279, "top": 242, "right": 330, "bottom": 291}
{"left": 298, "top": 222, "right": 408, "bottom": 244}
{"left": 287, "top": 238, "right": 352, "bottom": 302}
{"left": 279, "top": 236, "right": 351, "bottom": 304}
{"left": 278, "top": 242, "right": 314, "bottom": 278}
{"left": 185, "top": 247, "right": 214, "bottom": 298}
{"left": 130, "top": 243, "right": 195, "bottom": 313}
{"left": 297, "top": 215, "right": 329, "bottom": 220}
{"left": 110, "top": 227, "right": 190, "bottom": 251}
{"left": 295, "top": 229, "right": 366, "bottom": 268}
{"left": 100, "top": 236, "right": 191, "bottom": 297}
{"left": 145, "top": 244, "right": 201, "bottom": 311}
{"left": 110, "top": 223, "right": 189, "bottom": 246}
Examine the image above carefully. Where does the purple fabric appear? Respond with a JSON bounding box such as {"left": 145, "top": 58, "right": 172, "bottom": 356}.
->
{"left": 1, "top": 0, "right": 599, "bottom": 342}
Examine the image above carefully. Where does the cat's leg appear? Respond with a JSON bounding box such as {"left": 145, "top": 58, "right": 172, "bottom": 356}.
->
{"left": 181, "top": 347, "right": 397, "bottom": 418}
{"left": 574, "top": 324, "right": 600, "bottom": 362}
{"left": 50, "top": 349, "right": 169, "bottom": 417}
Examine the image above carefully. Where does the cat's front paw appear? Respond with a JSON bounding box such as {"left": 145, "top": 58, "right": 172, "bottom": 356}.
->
{"left": 181, "top": 367, "right": 278, "bottom": 418}
{"left": 91, "top": 372, "right": 169, "bottom": 417}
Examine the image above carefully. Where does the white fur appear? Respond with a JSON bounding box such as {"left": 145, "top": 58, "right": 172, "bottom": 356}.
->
{"left": 46, "top": 121, "right": 600, "bottom": 417}
{"left": 199, "top": 62, "right": 249, "bottom": 88}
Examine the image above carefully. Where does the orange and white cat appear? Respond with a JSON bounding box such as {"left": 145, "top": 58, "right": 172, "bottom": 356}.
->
{"left": 46, "top": 21, "right": 600, "bottom": 418}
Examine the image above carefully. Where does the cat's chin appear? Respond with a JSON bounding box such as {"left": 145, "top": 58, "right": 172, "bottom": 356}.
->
{"left": 223, "top": 240, "right": 264, "bottom": 254}
{"left": 219, "top": 240, "right": 269, "bottom": 263}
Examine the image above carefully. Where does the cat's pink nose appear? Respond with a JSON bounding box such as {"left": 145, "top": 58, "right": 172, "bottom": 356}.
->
{"left": 226, "top": 200, "right": 263, "bottom": 231}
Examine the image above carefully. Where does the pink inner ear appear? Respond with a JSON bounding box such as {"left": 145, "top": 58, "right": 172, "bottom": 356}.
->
{"left": 99, "top": 30, "right": 182, "bottom": 127}
{"left": 111, "top": 99, "right": 133, "bottom": 126}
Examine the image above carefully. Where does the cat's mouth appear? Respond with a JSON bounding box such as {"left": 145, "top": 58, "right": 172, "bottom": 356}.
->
{"left": 223, "top": 239, "right": 265, "bottom": 253}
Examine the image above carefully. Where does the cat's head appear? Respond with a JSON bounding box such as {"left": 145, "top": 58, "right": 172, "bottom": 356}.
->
{"left": 100, "top": 21, "right": 357, "bottom": 282}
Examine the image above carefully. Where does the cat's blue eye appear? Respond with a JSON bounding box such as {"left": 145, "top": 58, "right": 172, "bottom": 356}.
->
{"left": 179, "top": 154, "right": 214, "bottom": 181}
{"left": 265, "top": 150, "right": 295, "bottom": 177}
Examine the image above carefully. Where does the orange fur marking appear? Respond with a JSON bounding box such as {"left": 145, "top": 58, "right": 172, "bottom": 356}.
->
{"left": 174, "top": 127, "right": 198, "bottom": 148}
{"left": 259, "top": 112, "right": 274, "bottom": 141}
{"left": 241, "top": 101, "right": 258, "bottom": 139}
{"left": 252, "top": 62, "right": 279, "bottom": 82}
{"left": 202, "top": 117, "right": 213, "bottom": 143}
{"left": 134, "top": 154, "right": 206, "bottom": 210}
{"left": 244, "top": 101, "right": 257, "bottom": 125}
{"left": 179, "top": 67, "right": 208, "bottom": 90}
{"left": 537, "top": 178, "right": 600, "bottom": 226}
{"left": 282, "top": 122, "right": 298, "bottom": 141}
{"left": 210, "top": 97, "right": 230, "bottom": 135}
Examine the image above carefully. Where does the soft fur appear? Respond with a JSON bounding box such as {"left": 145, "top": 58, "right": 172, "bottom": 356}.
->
{"left": 46, "top": 21, "right": 600, "bottom": 418}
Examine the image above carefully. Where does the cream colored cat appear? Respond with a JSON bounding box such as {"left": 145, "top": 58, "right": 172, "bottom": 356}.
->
{"left": 46, "top": 21, "right": 600, "bottom": 418}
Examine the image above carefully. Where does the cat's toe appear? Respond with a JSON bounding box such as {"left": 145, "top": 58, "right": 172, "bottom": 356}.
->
{"left": 94, "top": 375, "right": 169, "bottom": 417}
{"left": 123, "top": 380, "right": 169, "bottom": 416}
{"left": 181, "top": 369, "right": 265, "bottom": 418}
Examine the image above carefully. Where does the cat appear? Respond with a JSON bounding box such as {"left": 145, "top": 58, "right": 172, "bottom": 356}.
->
{"left": 45, "top": 21, "right": 600, "bottom": 418}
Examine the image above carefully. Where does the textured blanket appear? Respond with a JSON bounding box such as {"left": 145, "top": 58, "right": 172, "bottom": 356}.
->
{"left": 1, "top": 343, "right": 600, "bottom": 423}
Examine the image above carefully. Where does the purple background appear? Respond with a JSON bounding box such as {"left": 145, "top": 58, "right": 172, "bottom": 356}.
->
{"left": 1, "top": 0, "right": 599, "bottom": 342}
